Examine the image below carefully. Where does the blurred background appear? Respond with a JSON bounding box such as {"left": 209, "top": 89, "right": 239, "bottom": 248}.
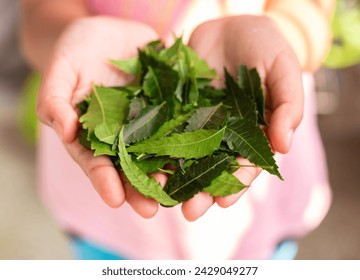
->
{"left": 0, "top": 0, "right": 359, "bottom": 259}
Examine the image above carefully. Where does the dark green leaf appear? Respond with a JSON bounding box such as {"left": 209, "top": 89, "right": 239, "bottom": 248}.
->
{"left": 224, "top": 118, "right": 282, "bottom": 178}
{"left": 118, "top": 129, "right": 179, "bottom": 207}
{"left": 198, "top": 86, "right": 225, "bottom": 107}
{"left": 78, "top": 128, "right": 91, "bottom": 149}
{"left": 127, "top": 96, "right": 147, "bottom": 120}
{"left": 123, "top": 102, "right": 168, "bottom": 144}
{"left": 127, "top": 128, "right": 226, "bottom": 159}
{"left": 237, "top": 65, "right": 266, "bottom": 125}
{"left": 143, "top": 63, "right": 179, "bottom": 115}
{"left": 164, "top": 153, "right": 234, "bottom": 201}
{"left": 185, "top": 103, "right": 227, "bottom": 132}
{"left": 148, "top": 113, "right": 192, "bottom": 140}
{"left": 224, "top": 68, "right": 256, "bottom": 122}
{"left": 76, "top": 98, "right": 90, "bottom": 116}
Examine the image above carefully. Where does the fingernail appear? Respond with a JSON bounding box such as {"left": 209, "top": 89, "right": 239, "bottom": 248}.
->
{"left": 52, "top": 121, "right": 63, "bottom": 141}
{"left": 287, "top": 129, "right": 294, "bottom": 150}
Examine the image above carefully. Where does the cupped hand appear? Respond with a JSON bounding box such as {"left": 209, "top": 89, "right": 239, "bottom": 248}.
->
{"left": 183, "top": 15, "right": 304, "bottom": 221}
{"left": 37, "top": 16, "right": 160, "bottom": 218}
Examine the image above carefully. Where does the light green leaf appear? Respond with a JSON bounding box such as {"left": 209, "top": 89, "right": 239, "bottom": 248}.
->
{"left": 203, "top": 171, "right": 246, "bottom": 197}
{"left": 224, "top": 118, "right": 282, "bottom": 178}
{"left": 80, "top": 86, "right": 130, "bottom": 144}
{"left": 90, "top": 133, "right": 117, "bottom": 156}
{"left": 110, "top": 57, "right": 140, "bottom": 75}
{"left": 127, "top": 127, "right": 226, "bottom": 159}
{"left": 184, "top": 45, "right": 217, "bottom": 80}
{"left": 118, "top": 129, "right": 179, "bottom": 207}
{"left": 133, "top": 156, "right": 172, "bottom": 174}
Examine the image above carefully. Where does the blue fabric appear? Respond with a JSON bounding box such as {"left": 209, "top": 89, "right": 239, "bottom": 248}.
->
{"left": 70, "top": 236, "right": 297, "bottom": 260}
{"left": 70, "top": 237, "right": 128, "bottom": 260}
{"left": 271, "top": 240, "right": 298, "bottom": 260}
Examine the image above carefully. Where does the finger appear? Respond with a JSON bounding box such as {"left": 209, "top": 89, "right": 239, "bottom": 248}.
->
{"left": 266, "top": 49, "right": 304, "bottom": 154}
{"left": 181, "top": 192, "right": 215, "bottom": 222}
{"left": 37, "top": 55, "right": 79, "bottom": 143}
{"left": 120, "top": 172, "right": 160, "bottom": 219}
{"left": 65, "top": 139, "right": 125, "bottom": 208}
{"left": 215, "top": 158, "right": 260, "bottom": 208}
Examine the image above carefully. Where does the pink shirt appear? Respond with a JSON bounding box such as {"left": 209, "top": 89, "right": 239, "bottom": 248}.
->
{"left": 38, "top": 0, "right": 331, "bottom": 259}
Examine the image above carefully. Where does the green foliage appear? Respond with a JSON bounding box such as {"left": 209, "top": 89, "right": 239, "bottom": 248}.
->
{"left": 123, "top": 102, "right": 168, "bottom": 144}
{"left": 164, "top": 153, "right": 235, "bottom": 202}
{"left": 127, "top": 128, "right": 225, "bottom": 159}
{"left": 78, "top": 37, "right": 282, "bottom": 206}
{"left": 237, "top": 65, "right": 266, "bottom": 125}
{"left": 224, "top": 118, "right": 281, "bottom": 178}
{"left": 80, "top": 86, "right": 130, "bottom": 144}
{"left": 203, "top": 171, "right": 247, "bottom": 197}
{"left": 118, "top": 129, "right": 178, "bottom": 207}
{"left": 324, "top": 1, "right": 360, "bottom": 68}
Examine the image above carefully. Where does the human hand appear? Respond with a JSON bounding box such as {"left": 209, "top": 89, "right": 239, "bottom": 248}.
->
{"left": 37, "top": 16, "right": 162, "bottom": 218}
{"left": 183, "top": 15, "right": 304, "bottom": 220}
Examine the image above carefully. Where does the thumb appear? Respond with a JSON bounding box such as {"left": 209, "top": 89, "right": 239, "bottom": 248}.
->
{"left": 266, "top": 49, "right": 304, "bottom": 154}
{"left": 37, "top": 55, "right": 79, "bottom": 143}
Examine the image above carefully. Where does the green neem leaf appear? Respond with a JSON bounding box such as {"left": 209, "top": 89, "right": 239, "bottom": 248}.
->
{"left": 224, "top": 118, "right": 282, "bottom": 178}
{"left": 160, "top": 37, "right": 216, "bottom": 80}
{"left": 184, "top": 67, "right": 199, "bottom": 106}
{"left": 78, "top": 128, "right": 91, "bottom": 149}
{"left": 203, "top": 171, "right": 247, "bottom": 197}
{"left": 80, "top": 86, "right": 130, "bottom": 144}
{"left": 123, "top": 102, "right": 168, "bottom": 144}
{"left": 127, "top": 96, "right": 147, "bottom": 121}
{"left": 237, "top": 65, "right": 266, "bottom": 125}
{"left": 198, "top": 86, "right": 226, "bottom": 107}
{"left": 118, "top": 129, "right": 179, "bottom": 207}
{"left": 183, "top": 45, "right": 217, "bottom": 80}
{"left": 163, "top": 153, "right": 234, "bottom": 202}
{"left": 159, "top": 36, "right": 185, "bottom": 62}
{"left": 148, "top": 113, "right": 192, "bottom": 140}
{"left": 79, "top": 127, "right": 117, "bottom": 156}
{"left": 224, "top": 68, "right": 257, "bottom": 122}
{"left": 138, "top": 44, "right": 165, "bottom": 81}
{"left": 161, "top": 38, "right": 216, "bottom": 105}
{"left": 127, "top": 127, "right": 226, "bottom": 159}
{"left": 78, "top": 37, "right": 283, "bottom": 206}
{"left": 133, "top": 156, "right": 172, "bottom": 174}
{"left": 185, "top": 103, "right": 228, "bottom": 132}
{"left": 89, "top": 133, "right": 117, "bottom": 156}
{"left": 110, "top": 57, "right": 140, "bottom": 75}
{"left": 76, "top": 98, "right": 90, "bottom": 116}
{"left": 143, "top": 63, "right": 179, "bottom": 115}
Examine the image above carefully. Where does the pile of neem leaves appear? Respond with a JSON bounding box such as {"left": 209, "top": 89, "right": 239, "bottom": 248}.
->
{"left": 78, "top": 38, "right": 282, "bottom": 207}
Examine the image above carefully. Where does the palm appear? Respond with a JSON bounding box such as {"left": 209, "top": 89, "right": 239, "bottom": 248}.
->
{"left": 183, "top": 15, "right": 304, "bottom": 216}
{"left": 38, "top": 17, "right": 161, "bottom": 217}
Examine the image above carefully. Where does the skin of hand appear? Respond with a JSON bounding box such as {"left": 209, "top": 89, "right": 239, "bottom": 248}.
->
{"left": 182, "top": 15, "right": 304, "bottom": 221}
{"left": 34, "top": 14, "right": 303, "bottom": 222}
{"left": 36, "top": 16, "right": 164, "bottom": 218}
